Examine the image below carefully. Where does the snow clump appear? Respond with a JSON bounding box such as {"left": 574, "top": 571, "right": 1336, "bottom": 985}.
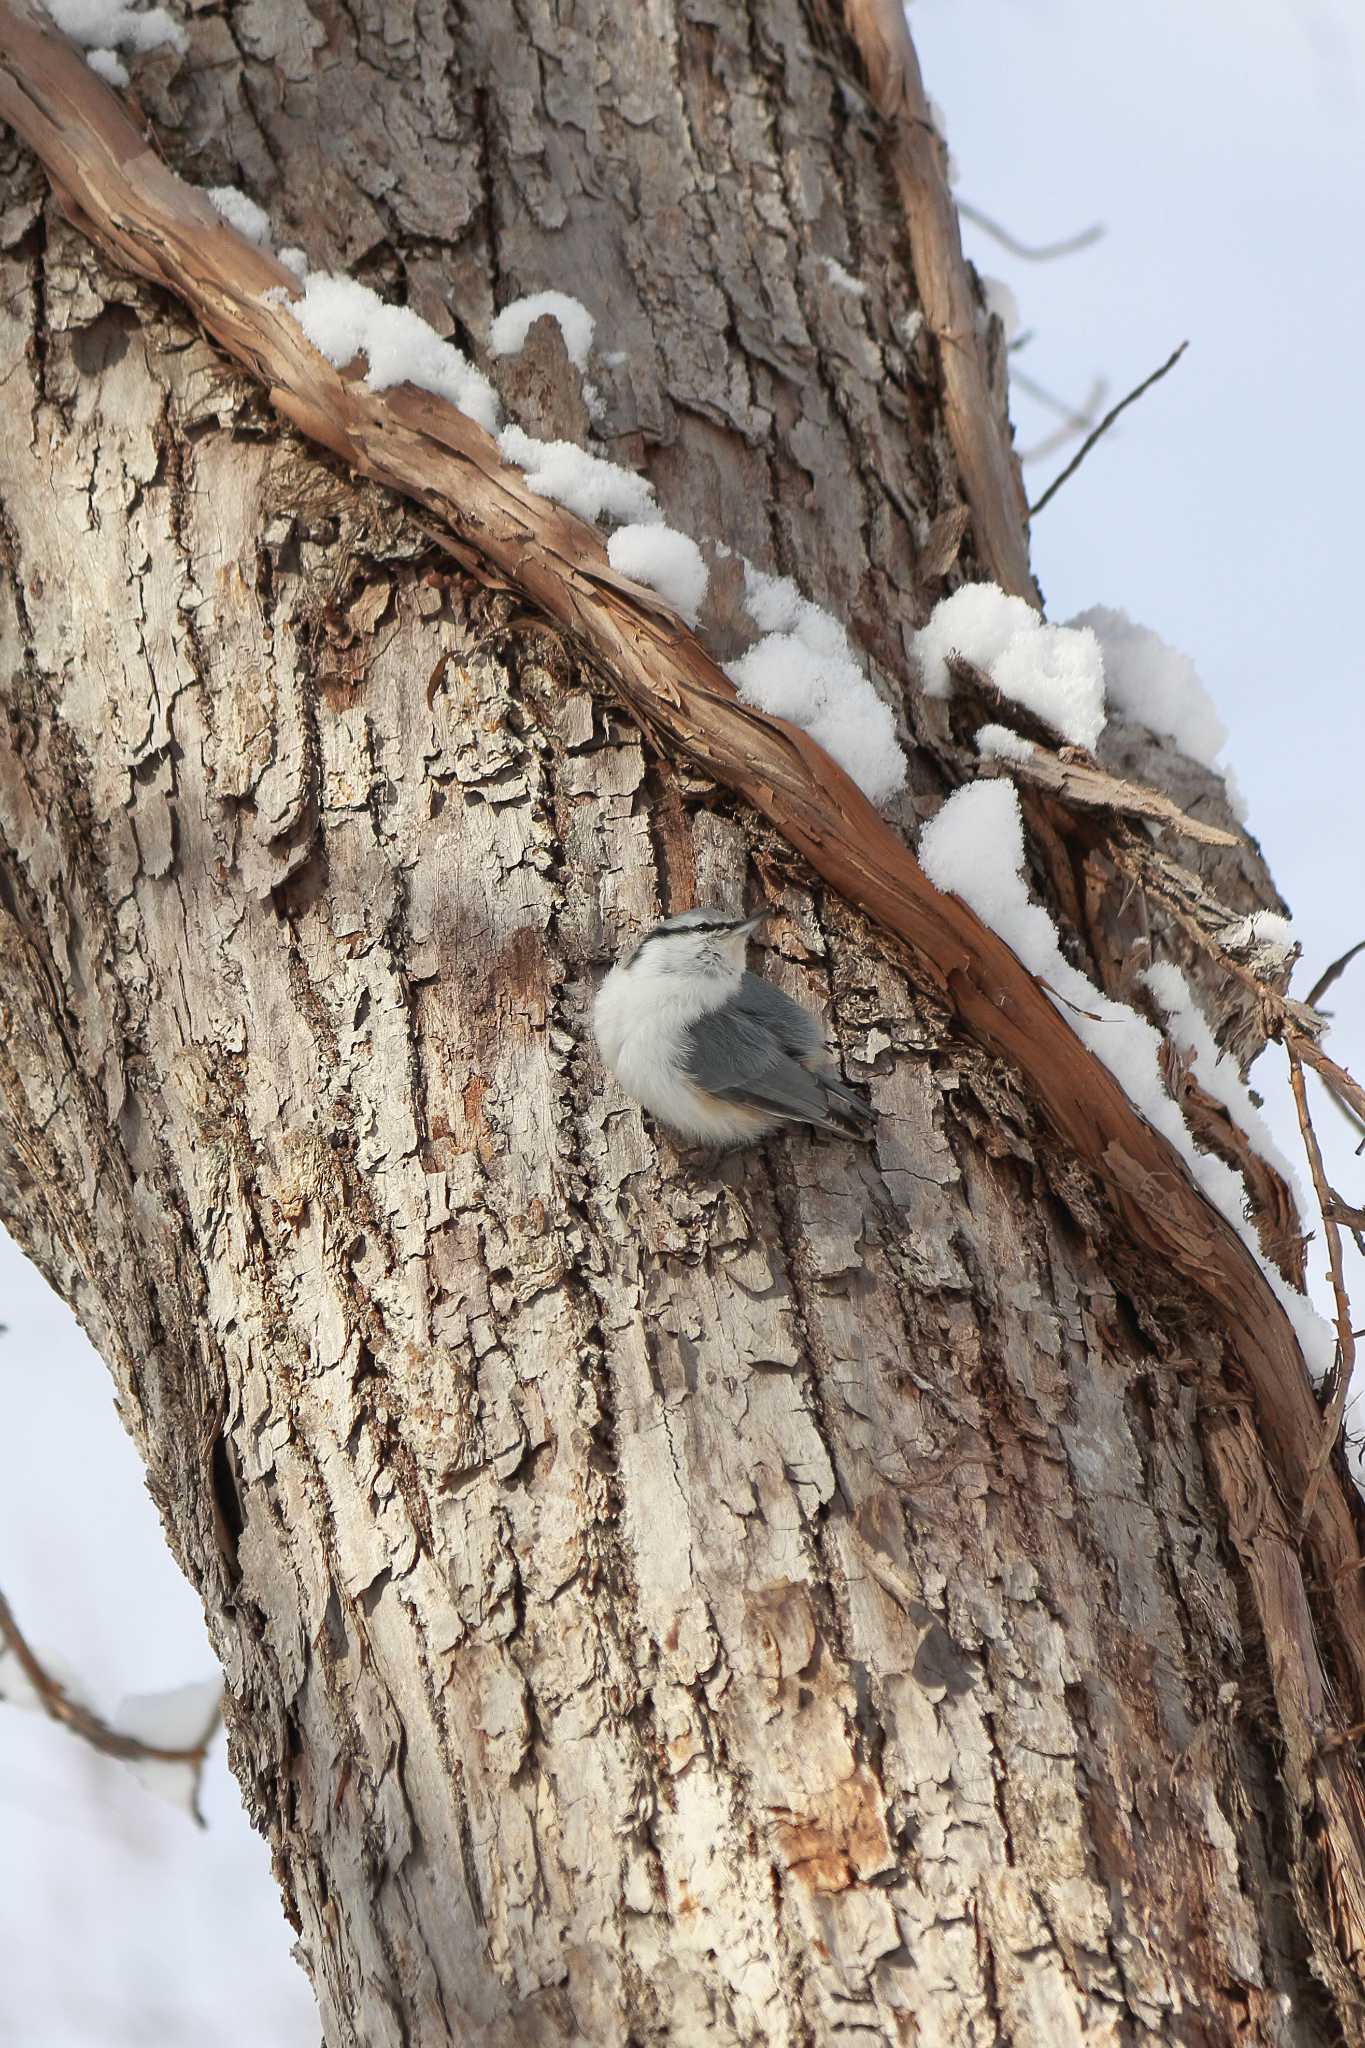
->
{"left": 498, "top": 425, "right": 659, "bottom": 525}
{"left": 726, "top": 564, "right": 906, "bottom": 806}
{"left": 975, "top": 723, "right": 1035, "bottom": 766}
{"left": 914, "top": 583, "right": 1105, "bottom": 750}
{"left": 285, "top": 273, "right": 501, "bottom": 435}
{"left": 45, "top": 0, "right": 185, "bottom": 83}
{"left": 205, "top": 186, "right": 271, "bottom": 248}
{"left": 489, "top": 292, "right": 596, "bottom": 372}
{"left": 1069, "top": 605, "right": 1227, "bottom": 770}
{"left": 607, "top": 525, "right": 709, "bottom": 623}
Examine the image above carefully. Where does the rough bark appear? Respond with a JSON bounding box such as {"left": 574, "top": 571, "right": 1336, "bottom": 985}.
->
{"left": 0, "top": 5, "right": 1359, "bottom": 2045}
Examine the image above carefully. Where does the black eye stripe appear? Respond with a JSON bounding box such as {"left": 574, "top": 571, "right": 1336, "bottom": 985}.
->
{"left": 643, "top": 920, "right": 733, "bottom": 943}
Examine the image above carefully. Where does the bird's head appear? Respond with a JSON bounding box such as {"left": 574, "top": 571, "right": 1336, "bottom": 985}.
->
{"left": 625, "top": 906, "right": 768, "bottom": 984}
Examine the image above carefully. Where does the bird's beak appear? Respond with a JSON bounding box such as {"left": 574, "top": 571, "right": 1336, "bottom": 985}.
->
{"left": 737, "top": 909, "right": 770, "bottom": 938}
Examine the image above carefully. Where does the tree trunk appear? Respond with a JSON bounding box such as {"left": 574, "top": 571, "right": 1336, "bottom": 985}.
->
{"left": 0, "top": 4, "right": 1356, "bottom": 2044}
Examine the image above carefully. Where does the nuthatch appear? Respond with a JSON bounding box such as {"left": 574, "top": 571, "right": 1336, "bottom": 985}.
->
{"left": 592, "top": 907, "right": 874, "bottom": 1144}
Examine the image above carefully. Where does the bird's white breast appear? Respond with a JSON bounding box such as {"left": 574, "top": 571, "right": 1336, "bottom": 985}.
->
{"left": 593, "top": 964, "right": 764, "bottom": 1140}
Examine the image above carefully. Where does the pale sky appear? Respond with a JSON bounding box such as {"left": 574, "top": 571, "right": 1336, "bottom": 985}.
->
{"left": 3, "top": 5, "right": 1364, "bottom": 2040}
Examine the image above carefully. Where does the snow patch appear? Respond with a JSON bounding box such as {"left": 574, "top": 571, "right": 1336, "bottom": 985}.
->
{"left": 285, "top": 273, "right": 500, "bottom": 435}
{"left": 919, "top": 779, "right": 1335, "bottom": 1379}
{"left": 991, "top": 622, "right": 1105, "bottom": 750}
{"left": 84, "top": 44, "right": 128, "bottom": 83}
{"left": 915, "top": 584, "right": 1036, "bottom": 697}
{"left": 726, "top": 562, "right": 906, "bottom": 806}
{"left": 821, "top": 256, "right": 867, "bottom": 299}
{"left": 1222, "top": 911, "right": 1294, "bottom": 959}
{"left": 980, "top": 274, "right": 1021, "bottom": 342}
{"left": 498, "top": 424, "right": 659, "bottom": 525}
{"left": 277, "top": 246, "right": 309, "bottom": 282}
{"left": 488, "top": 291, "right": 596, "bottom": 372}
{"left": 975, "top": 723, "right": 1035, "bottom": 766}
{"left": 915, "top": 584, "right": 1104, "bottom": 750}
{"left": 1142, "top": 962, "right": 1305, "bottom": 1201}
{"left": 1069, "top": 604, "right": 1228, "bottom": 770}
{"left": 45, "top": 0, "right": 186, "bottom": 57}
{"left": 206, "top": 185, "right": 271, "bottom": 248}
{"left": 607, "top": 524, "right": 709, "bottom": 623}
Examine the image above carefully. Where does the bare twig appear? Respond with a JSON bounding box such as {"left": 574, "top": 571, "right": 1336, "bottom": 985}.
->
{"left": 0, "top": 1586, "right": 219, "bottom": 1767}
{"left": 1287, "top": 1054, "right": 1357, "bottom": 1524}
{"left": 1029, "top": 342, "right": 1189, "bottom": 517}
{"left": 1020, "top": 419, "right": 1091, "bottom": 467}
{"left": 1308, "top": 939, "right": 1365, "bottom": 1012}
{"left": 1292, "top": 1035, "right": 1365, "bottom": 1131}
{"left": 1013, "top": 369, "right": 1107, "bottom": 464}
{"left": 1011, "top": 367, "right": 1101, "bottom": 425}
{"left": 1324, "top": 1080, "right": 1365, "bottom": 1154}
{"left": 958, "top": 199, "right": 1105, "bottom": 262}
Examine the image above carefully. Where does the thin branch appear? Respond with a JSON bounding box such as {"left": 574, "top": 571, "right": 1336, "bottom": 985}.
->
{"left": 1011, "top": 367, "right": 1094, "bottom": 424}
{"left": 1292, "top": 1034, "right": 1365, "bottom": 1131}
{"left": 1029, "top": 342, "right": 1188, "bottom": 517}
{"left": 0, "top": 1586, "right": 218, "bottom": 1767}
{"left": 1323, "top": 1076, "right": 1365, "bottom": 1154}
{"left": 1288, "top": 1055, "right": 1357, "bottom": 1524}
{"left": 1013, "top": 368, "right": 1108, "bottom": 466}
{"left": 1012, "top": 366, "right": 1107, "bottom": 450}
{"left": 958, "top": 199, "right": 1105, "bottom": 262}
{"left": 1308, "top": 938, "right": 1365, "bottom": 1011}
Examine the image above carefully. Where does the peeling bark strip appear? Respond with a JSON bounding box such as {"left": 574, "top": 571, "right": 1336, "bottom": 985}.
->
{"left": 840, "top": 0, "right": 1039, "bottom": 602}
{"left": 0, "top": 1, "right": 1363, "bottom": 2040}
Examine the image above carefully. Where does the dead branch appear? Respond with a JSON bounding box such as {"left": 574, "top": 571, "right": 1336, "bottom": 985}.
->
{"left": 979, "top": 737, "right": 1241, "bottom": 847}
{"left": 0, "top": 1585, "right": 219, "bottom": 1768}
{"left": 840, "top": 0, "right": 1038, "bottom": 601}
{"left": 1288, "top": 1054, "right": 1358, "bottom": 1523}
{"left": 1292, "top": 1035, "right": 1365, "bottom": 1129}
{"left": 1013, "top": 369, "right": 1107, "bottom": 464}
{"left": 1029, "top": 342, "right": 1188, "bottom": 517}
{"left": 958, "top": 199, "right": 1105, "bottom": 262}
{"left": 1309, "top": 939, "right": 1365, "bottom": 1011}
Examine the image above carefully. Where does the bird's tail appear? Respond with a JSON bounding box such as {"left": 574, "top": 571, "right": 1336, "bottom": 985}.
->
{"left": 815, "top": 1070, "right": 876, "bottom": 1139}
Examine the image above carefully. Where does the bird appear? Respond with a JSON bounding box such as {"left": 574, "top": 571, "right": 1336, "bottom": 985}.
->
{"left": 592, "top": 906, "right": 875, "bottom": 1145}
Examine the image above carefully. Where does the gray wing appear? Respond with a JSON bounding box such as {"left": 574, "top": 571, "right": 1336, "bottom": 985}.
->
{"left": 732, "top": 972, "right": 825, "bottom": 1061}
{"left": 681, "top": 974, "right": 873, "bottom": 1134}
